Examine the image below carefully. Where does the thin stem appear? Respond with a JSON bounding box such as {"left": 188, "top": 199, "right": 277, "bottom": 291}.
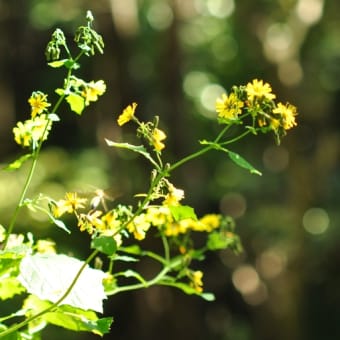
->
{"left": 109, "top": 255, "right": 182, "bottom": 296}
{"left": 3, "top": 57, "right": 78, "bottom": 249}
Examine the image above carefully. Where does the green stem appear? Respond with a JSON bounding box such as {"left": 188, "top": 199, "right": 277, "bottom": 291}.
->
{"left": 3, "top": 59, "right": 77, "bottom": 249}
{"left": 109, "top": 255, "right": 182, "bottom": 296}
{"left": 0, "top": 249, "right": 99, "bottom": 337}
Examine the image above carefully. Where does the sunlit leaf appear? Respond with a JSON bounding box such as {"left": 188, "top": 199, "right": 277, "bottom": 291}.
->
{"left": 48, "top": 113, "right": 60, "bottom": 121}
{"left": 169, "top": 205, "right": 197, "bottom": 221}
{"left": 23, "top": 295, "right": 113, "bottom": 336}
{"left": 0, "top": 277, "right": 25, "bottom": 300}
{"left": 105, "top": 140, "right": 159, "bottom": 168}
{"left": 91, "top": 236, "right": 116, "bottom": 256}
{"left": 48, "top": 59, "right": 69, "bottom": 68}
{"left": 116, "top": 269, "right": 146, "bottom": 285}
{"left": 3, "top": 154, "right": 32, "bottom": 171}
{"left": 66, "top": 93, "right": 85, "bottom": 115}
{"left": 19, "top": 254, "right": 107, "bottom": 313}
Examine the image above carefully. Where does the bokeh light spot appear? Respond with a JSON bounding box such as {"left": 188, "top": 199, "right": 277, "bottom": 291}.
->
{"left": 220, "top": 192, "right": 246, "bottom": 218}
{"left": 147, "top": 2, "right": 173, "bottom": 31}
{"left": 302, "top": 207, "right": 329, "bottom": 235}
{"left": 262, "top": 145, "right": 289, "bottom": 173}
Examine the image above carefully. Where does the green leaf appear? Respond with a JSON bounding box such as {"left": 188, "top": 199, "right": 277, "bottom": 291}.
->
{"left": 3, "top": 154, "right": 32, "bottom": 171}
{"left": 113, "top": 255, "right": 138, "bottom": 262}
{"left": 47, "top": 59, "right": 68, "bottom": 68}
{"left": 23, "top": 295, "right": 113, "bottom": 336}
{"left": 119, "top": 245, "right": 142, "bottom": 255}
{"left": 51, "top": 218, "right": 71, "bottom": 234}
{"left": 19, "top": 254, "right": 107, "bottom": 313}
{"left": 91, "top": 236, "right": 116, "bottom": 256}
{"left": 166, "top": 282, "right": 215, "bottom": 301}
{"left": 105, "top": 140, "right": 159, "bottom": 168}
{"left": 116, "top": 269, "right": 146, "bottom": 284}
{"left": 0, "top": 252, "right": 26, "bottom": 299}
{"left": 227, "top": 150, "right": 262, "bottom": 175}
{"left": 55, "top": 88, "right": 64, "bottom": 96}
{"left": 0, "top": 277, "right": 25, "bottom": 300}
{"left": 66, "top": 93, "right": 85, "bottom": 115}
{"left": 169, "top": 205, "right": 197, "bottom": 221}
{"left": 207, "top": 231, "right": 242, "bottom": 253}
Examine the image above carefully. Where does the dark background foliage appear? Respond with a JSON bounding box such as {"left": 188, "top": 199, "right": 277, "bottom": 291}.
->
{"left": 1, "top": 0, "right": 340, "bottom": 339}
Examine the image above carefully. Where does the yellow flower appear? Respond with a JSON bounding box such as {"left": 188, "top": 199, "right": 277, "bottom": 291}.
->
{"left": 13, "top": 121, "right": 32, "bottom": 147}
{"left": 127, "top": 214, "right": 151, "bottom": 240}
{"left": 164, "top": 219, "right": 193, "bottom": 237}
{"left": 146, "top": 206, "right": 173, "bottom": 227}
{"left": 52, "top": 192, "right": 87, "bottom": 217}
{"left": 78, "top": 210, "right": 103, "bottom": 234}
{"left": 117, "top": 102, "right": 137, "bottom": 126}
{"left": 246, "top": 79, "right": 276, "bottom": 102}
{"left": 82, "top": 80, "right": 106, "bottom": 105}
{"left": 190, "top": 270, "right": 204, "bottom": 293}
{"left": 28, "top": 91, "right": 51, "bottom": 118}
{"left": 36, "top": 240, "right": 56, "bottom": 254}
{"left": 215, "top": 93, "right": 244, "bottom": 120}
{"left": 192, "top": 214, "right": 221, "bottom": 232}
{"left": 151, "top": 128, "right": 166, "bottom": 152}
{"left": 273, "top": 102, "right": 297, "bottom": 130}
{"left": 163, "top": 183, "right": 184, "bottom": 206}
{"left": 13, "top": 114, "right": 52, "bottom": 149}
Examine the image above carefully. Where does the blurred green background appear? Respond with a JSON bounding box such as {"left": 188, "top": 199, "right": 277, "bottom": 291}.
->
{"left": 1, "top": 0, "right": 340, "bottom": 339}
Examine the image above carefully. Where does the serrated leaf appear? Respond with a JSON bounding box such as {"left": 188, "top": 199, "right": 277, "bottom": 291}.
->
{"left": 105, "top": 140, "right": 159, "bottom": 167}
{"left": 66, "top": 93, "right": 85, "bottom": 115}
{"left": 19, "top": 254, "right": 107, "bottom": 313}
{"left": 4, "top": 154, "right": 32, "bottom": 171}
{"left": 91, "top": 236, "right": 116, "bottom": 256}
{"left": 23, "top": 295, "right": 113, "bottom": 336}
{"left": 169, "top": 205, "right": 197, "bottom": 221}
{"left": 227, "top": 150, "right": 262, "bottom": 175}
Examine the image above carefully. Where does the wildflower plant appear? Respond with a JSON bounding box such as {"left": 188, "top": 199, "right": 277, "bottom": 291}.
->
{"left": 0, "top": 11, "right": 297, "bottom": 339}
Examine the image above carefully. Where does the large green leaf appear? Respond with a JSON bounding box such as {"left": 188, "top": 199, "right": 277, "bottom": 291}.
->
{"left": 23, "top": 295, "right": 112, "bottom": 336}
{"left": 18, "top": 254, "right": 107, "bottom": 313}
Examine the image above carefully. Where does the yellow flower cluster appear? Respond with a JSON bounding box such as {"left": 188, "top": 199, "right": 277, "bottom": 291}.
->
{"left": 82, "top": 80, "right": 106, "bottom": 106}
{"left": 13, "top": 92, "right": 52, "bottom": 149}
{"left": 145, "top": 207, "right": 222, "bottom": 237}
{"left": 188, "top": 270, "right": 204, "bottom": 293}
{"left": 116, "top": 103, "right": 167, "bottom": 153}
{"left": 215, "top": 79, "right": 297, "bottom": 138}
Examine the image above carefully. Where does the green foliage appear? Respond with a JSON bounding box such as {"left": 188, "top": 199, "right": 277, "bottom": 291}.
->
{"left": 0, "top": 10, "right": 297, "bottom": 339}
